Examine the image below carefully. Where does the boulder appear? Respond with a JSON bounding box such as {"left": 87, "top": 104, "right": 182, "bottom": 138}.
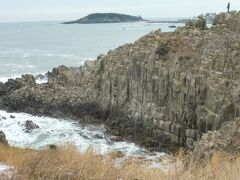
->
{"left": 25, "top": 120, "right": 39, "bottom": 133}
{"left": 21, "top": 74, "right": 36, "bottom": 85}
{"left": 10, "top": 115, "right": 15, "bottom": 119}
{"left": 109, "top": 135, "right": 125, "bottom": 142}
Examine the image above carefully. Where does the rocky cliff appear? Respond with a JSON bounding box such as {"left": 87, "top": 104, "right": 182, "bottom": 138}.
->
{"left": 1, "top": 12, "right": 240, "bottom": 154}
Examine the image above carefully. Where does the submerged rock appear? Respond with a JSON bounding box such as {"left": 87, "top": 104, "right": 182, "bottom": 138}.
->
{"left": 93, "top": 134, "right": 104, "bottom": 139}
{"left": 169, "top": 25, "right": 177, "bottom": 28}
{"left": 0, "top": 131, "right": 8, "bottom": 145}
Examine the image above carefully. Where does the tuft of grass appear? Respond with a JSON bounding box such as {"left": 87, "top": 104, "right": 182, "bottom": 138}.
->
{"left": 0, "top": 144, "right": 240, "bottom": 180}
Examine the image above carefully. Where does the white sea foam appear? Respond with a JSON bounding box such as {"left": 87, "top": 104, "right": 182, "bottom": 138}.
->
{"left": 0, "top": 73, "right": 47, "bottom": 84}
{"left": 35, "top": 78, "right": 48, "bottom": 84}
{"left": 0, "top": 164, "right": 11, "bottom": 172}
{"left": 0, "top": 110, "right": 140, "bottom": 153}
{"left": 0, "top": 110, "right": 172, "bottom": 169}
{"left": 0, "top": 163, "right": 12, "bottom": 177}
{"left": 0, "top": 75, "right": 21, "bottom": 83}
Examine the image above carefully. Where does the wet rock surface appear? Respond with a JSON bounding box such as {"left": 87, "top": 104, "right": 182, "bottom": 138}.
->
{"left": 1, "top": 12, "right": 240, "bottom": 156}
{"left": 25, "top": 120, "right": 39, "bottom": 133}
{"left": 10, "top": 115, "right": 15, "bottom": 119}
{"left": 109, "top": 135, "right": 125, "bottom": 142}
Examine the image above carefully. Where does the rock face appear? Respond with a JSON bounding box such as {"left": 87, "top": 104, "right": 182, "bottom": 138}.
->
{"left": 63, "top": 13, "right": 144, "bottom": 24}
{"left": 0, "top": 131, "right": 8, "bottom": 145}
{"left": 185, "top": 15, "right": 208, "bottom": 30}
{"left": 193, "top": 118, "right": 240, "bottom": 163}
{"left": 1, "top": 12, "right": 240, "bottom": 153}
{"left": 0, "top": 82, "right": 7, "bottom": 96}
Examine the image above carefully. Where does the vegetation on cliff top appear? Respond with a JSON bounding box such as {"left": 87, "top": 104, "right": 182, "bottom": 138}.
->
{"left": 0, "top": 145, "right": 240, "bottom": 180}
{"left": 63, "top": 13, "right": 144, "bottom": 24}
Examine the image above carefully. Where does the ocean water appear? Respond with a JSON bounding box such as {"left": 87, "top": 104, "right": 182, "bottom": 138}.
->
{"left": 0, "top": 21, "right": 184, "bottom": 81}
{"left": 0, "top": 21, "right": 183, "bottom": 168}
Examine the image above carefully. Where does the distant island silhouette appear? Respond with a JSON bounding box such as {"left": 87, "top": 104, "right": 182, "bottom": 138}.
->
{"left": 63, "top": 13, "right": 144, "bottom": 24}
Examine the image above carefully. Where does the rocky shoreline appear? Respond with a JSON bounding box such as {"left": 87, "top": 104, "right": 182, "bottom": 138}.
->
{"left": 1, "top": 12, "right": 240, "bottom": 161}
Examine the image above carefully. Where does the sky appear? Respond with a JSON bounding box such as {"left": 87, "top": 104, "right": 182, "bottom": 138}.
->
{"left": 0, "top": 0, "right": 240, "bottom": 22}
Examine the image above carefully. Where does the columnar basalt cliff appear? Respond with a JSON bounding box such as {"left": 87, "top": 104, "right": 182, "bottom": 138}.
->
{"left": 1, "top": 12, "right": 240, "bottom": 154}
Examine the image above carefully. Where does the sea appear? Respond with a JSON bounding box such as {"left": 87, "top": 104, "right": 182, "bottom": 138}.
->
{"left": 0, "top": 21, "right": 184, "bottom": 168}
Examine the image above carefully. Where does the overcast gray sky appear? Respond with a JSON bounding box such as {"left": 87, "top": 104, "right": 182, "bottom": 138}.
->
{"left": 0, "top": 0, "right": 239, "bottom": 22}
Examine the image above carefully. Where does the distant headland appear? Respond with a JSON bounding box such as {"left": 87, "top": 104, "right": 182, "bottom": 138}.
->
{"left": 63, "top": 13, "right": 144, "bottom": 24}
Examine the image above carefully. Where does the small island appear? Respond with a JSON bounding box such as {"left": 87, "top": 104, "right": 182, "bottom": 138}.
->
{"left": 63, "top": 13, "right": 144, "bottom": 24}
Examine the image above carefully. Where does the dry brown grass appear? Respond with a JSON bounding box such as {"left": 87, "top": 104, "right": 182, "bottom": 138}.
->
{"left": 0, "top": 144, "right": 240, "bottom": 180}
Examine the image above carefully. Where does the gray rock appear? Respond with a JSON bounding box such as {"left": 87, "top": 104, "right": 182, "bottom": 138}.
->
{"left": 93, "top": 134, "right": 104, "bottom": 139}
{"left": 35, "top": 74, "right": 45, "bottom": 81}
{"left": 0, "top": 131, "right": 8, "bottom": 145}
{"left": 0, "top": 82, "right": 7, "bottom": 96}
{"left": 25, "top": 120, "right": 39, "bottom": 133}
{"left": 109, "top": 135, "right": 125, "bottom": 142}
{"left": 192, "top": 118, "right": 240, "bottom": 163}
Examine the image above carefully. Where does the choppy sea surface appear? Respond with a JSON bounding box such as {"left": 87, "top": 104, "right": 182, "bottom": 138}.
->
{"left": 0, "top": 21, "right": 184, "bottom": 81}
{"left": 0, "top": 21, "right": 183, "bottom": 168}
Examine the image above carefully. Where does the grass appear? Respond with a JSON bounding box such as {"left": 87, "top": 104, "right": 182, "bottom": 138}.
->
{"left": 0, "top": 144, "right": 240, "bottom": 180}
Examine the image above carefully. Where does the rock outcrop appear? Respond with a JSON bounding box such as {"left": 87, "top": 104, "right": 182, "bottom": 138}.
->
{"left": 0, "top": 131, "right": 8, "bottom": 145}
{"left": 25, "top": 120, "right": 39, "bottom": 133}
{"left": 1, "top": 12, "right": 240, "bottom": 154}
{"left": 185, "top": 15, "right": 208, "bottom": 30}
{"left": 193, "top": 118, "right": 240, "bottom": 163}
